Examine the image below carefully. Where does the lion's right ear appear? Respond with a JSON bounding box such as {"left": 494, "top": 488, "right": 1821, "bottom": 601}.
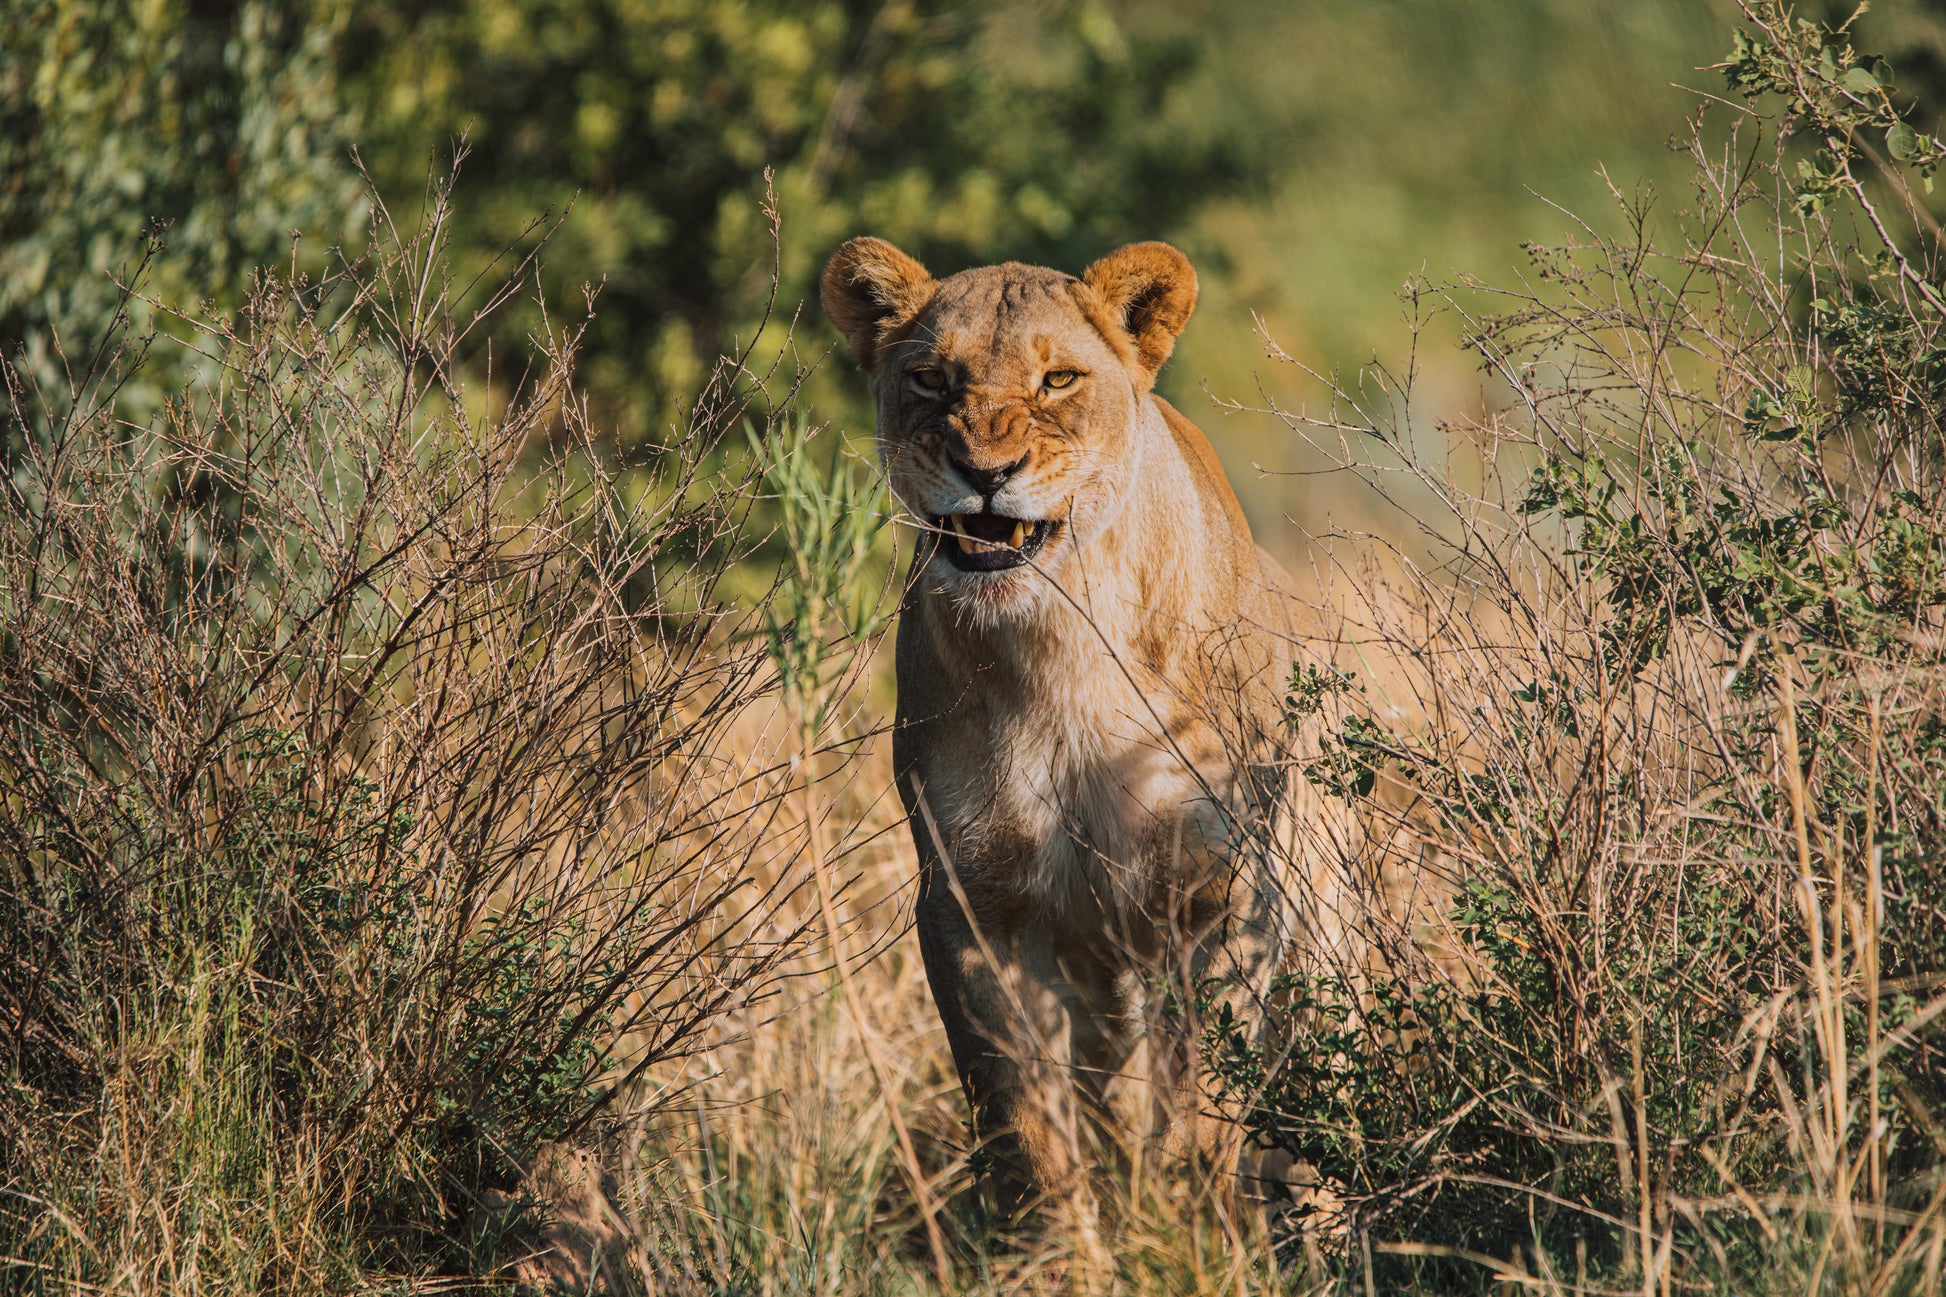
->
{"left": 1081, "top": 242, "right": 1198, "bottom": 385}
{"left": 821, "top": 237, "right": 935, "bottom": 373}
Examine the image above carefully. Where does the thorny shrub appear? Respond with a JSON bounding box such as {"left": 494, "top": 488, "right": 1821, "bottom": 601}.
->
{"left": 0, "top": 162, "right": 837, "bottom": 1292}
{"left": 1210, "top": 3, "right": 1946, "bottom": 1291}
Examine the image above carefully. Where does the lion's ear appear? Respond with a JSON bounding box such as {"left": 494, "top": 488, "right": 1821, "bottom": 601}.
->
{"left": 821, "top": 237, "right": 935, "bottom": 373}
{"left": 1081, "top": 242, "right": 1198, "bottom": 383}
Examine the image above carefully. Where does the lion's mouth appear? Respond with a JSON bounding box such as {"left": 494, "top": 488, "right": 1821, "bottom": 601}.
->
{"left": 934, "top": 513, "right": 1054, "bottom": 572}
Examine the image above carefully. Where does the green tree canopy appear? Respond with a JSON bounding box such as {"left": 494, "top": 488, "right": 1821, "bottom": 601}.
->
{"left": 338, "top": 0, "right": 1290, "bottom": 445}
{"left": 3, "top": 0, "right": 1292, "bottom": 445}
{"left": 1, "top": 0, "right": 361, "bottom": 419}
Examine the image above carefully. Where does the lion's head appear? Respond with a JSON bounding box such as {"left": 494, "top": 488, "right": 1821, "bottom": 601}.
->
{"left": 821, "top": 238, "right": 1197, "bottom": 616}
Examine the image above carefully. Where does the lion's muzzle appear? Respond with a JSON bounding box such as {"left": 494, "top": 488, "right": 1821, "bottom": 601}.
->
{"left": 933, "top": 513, "right": 1056, "bottom": 572}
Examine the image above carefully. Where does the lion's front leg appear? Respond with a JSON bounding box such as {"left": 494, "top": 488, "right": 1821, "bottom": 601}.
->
{"left": 914, "top": 888, "right": 1107, "bottom": 1243}
{"left": 1149, "top": 834, "right": 1297, "bottom": 1208}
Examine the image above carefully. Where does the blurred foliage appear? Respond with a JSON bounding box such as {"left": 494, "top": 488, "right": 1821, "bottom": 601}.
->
{"left": 335, "top": 0, "right": 1293, "bottom": 448}
{"left": 747, "top": 413, "right": 892, "bottom": 730}
{"left": 11, "top": 0, "right": 1946, "bottom": 504}
{"left": 3, "top": 0, "right": 1749, "bottom": 451}
{"left": 0, "top": 0, "right": 364, "bottom": 423}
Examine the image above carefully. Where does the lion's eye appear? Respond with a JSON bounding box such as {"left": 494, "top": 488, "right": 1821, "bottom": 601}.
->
{"left": 1042, "top": 369, "right": 1081, "bottom": 390}
{"left": 909, "top": 368, "right": 948, "bottom": 394}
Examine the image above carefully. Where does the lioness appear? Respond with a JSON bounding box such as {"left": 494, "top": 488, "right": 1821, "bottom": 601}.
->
{"left": 822, "top": 238, "right": 1311, "bottom": 1235}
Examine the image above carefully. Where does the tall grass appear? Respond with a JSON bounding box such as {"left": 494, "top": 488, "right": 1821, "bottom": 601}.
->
{"left": 0, "top": 163, "right": 843, "bottom": 1292}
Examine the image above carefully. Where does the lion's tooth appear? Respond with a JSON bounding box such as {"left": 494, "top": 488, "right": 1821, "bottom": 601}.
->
{"left": 1009, "top": 521, "right": 1026, "bottom": 548}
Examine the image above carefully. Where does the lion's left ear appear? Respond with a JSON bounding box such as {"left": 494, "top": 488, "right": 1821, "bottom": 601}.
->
{"left": 821, "top": 237, "right": 935, "bottom": 374}
{"left": 1081, "top": 242, "right": 1198, "bottom": 384}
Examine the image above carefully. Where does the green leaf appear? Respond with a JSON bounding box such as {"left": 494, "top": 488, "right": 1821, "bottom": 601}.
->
{"left": 1843, "top": 66, "right": 1882, "bottom": 94}
{"left": 1888, "top": 122, "right": 1921, "bottom": 161}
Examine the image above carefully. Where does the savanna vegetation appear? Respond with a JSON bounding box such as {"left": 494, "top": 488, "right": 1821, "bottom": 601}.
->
{"left": 5, "top": 0, "right": 1946, "bottom": 1293}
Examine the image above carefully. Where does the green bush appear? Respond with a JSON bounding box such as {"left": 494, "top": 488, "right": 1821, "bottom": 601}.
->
{"left": 336, "top": 0, "right": 1294, "bottom": 447}
{"left": 0, "top": 0, "right": 363, "bottom": 430}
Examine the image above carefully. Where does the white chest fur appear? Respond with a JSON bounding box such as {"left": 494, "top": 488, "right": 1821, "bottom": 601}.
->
{"left": 932, "top": 654, "right": 1240, "bottom": 926}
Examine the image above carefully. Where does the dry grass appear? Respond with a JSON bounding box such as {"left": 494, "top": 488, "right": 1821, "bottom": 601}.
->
{"left": 0, "top": 161, "right": 841, "bottom": 1293}
{"left": 611, "top": 729, "right": 1308, "bottom": 1296}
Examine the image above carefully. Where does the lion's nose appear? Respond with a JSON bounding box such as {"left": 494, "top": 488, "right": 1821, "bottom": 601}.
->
{"left": 949, "top": 451, "right": 1028, "bottom": 496}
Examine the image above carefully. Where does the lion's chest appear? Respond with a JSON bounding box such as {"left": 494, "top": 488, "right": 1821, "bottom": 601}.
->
{"left": 928, "top": 675, "right": 1239, "bottom": 926}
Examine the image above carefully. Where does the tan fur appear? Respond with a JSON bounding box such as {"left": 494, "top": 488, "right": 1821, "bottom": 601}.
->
{"left": 823, "top": 238, "right": 1309, "bottom": 1237}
